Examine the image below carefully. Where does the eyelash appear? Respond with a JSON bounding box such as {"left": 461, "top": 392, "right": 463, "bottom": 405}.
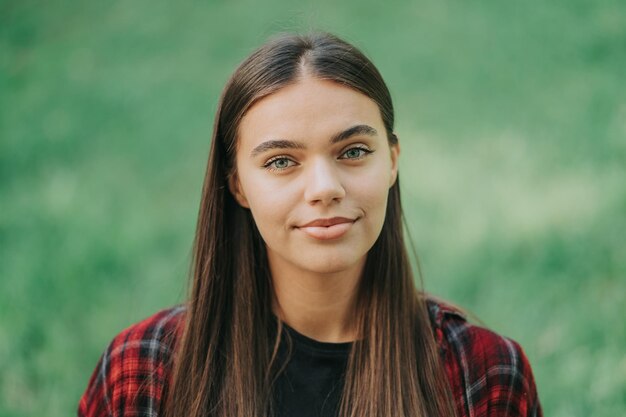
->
{"left": 263, "top": 146, "right": 374, "bottom": 172}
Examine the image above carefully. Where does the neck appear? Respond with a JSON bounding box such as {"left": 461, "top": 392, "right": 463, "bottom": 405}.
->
{"left": 268, "top": 253, "right": 365, "bottom": 343}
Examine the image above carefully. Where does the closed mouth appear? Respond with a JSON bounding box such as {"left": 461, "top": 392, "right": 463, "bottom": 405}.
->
{"left": 295, "top": 217, "right": 358, "bottom": 240}
{"left": 298, "top": 217, "right": 356, "bottom": 228}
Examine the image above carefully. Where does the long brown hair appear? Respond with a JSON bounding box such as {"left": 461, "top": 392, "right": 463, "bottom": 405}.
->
{"left": 163, "top": 31, "right": 457, "bottom": 417}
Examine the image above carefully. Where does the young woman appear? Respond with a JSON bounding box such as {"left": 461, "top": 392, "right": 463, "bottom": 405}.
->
{"left": 78, "top": 32, "right": 542, "bottom": 417}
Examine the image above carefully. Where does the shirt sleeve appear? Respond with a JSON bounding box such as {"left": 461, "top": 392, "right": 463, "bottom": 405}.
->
{"left": 438, "top": 310, "right": 543, "bottom": 417}
{"left": 77, "top": 307, "right": 183, "bottom": 417}
{"left": 504, "top": 339, "right": 542, "bottom": 417}
{"left": 77, "top": 340, "right": 116, "bottom": 417}
{"left": 468, "top": 330, "right": 543, "bottom": 417}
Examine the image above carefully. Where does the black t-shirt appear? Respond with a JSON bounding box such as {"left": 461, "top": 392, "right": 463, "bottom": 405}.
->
{"left": 272, "top": 318, "right": 352, "bottom": 417}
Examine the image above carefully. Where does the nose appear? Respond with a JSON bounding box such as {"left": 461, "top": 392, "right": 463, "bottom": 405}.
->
{"left": 303, "top": 157, "right": 346, "bottom": 205}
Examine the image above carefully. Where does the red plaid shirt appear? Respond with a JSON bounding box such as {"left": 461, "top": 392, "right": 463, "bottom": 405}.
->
{"left": 78, "top": 299, "right": 542, "bottom": 417}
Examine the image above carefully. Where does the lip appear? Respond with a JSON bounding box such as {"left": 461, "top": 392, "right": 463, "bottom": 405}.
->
{"left": 296, "top": 217, "right": 357, "bottom": 240}
{"left": 299, "top": 217, "right": 356, "bottom": 228}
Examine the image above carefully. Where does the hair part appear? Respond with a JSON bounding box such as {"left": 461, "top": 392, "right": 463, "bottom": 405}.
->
{"left": 162, "top": 31, "right": 457, "bottom": 417}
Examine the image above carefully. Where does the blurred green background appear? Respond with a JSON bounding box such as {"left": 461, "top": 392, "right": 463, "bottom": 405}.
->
{"left": 1, "top": 0, "right": 625, "bottom": 415}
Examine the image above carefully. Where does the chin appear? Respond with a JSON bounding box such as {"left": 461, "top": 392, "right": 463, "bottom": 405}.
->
{"left": 303, "top": 263, "right": 353, "bottom": 275}
{"left": 298, "top": 251, "right": 366, "bottom": 275}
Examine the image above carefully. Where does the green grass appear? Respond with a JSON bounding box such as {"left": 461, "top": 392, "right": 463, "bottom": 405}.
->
{"left": 1, "top": 0, "right": 625, "bottom": 415}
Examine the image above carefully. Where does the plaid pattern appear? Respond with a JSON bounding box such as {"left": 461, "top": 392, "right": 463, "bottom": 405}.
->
{"left": 429, "top": 301, "right": 543, "bottom": 417}
{"left": 78, "top": 299, "right": 542, "bottom": 417}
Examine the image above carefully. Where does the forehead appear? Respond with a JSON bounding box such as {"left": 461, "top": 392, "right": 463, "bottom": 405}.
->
{"left": 237, "top": 77, "right": 385, "bottom": 150}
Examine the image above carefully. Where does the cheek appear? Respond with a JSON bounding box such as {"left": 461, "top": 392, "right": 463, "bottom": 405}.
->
{"left": 242, "top": 175, "right": 295, "bottom": 232}
{"left": 346, "top": 169, "right": 391, "bottom": 222}
{"left": 354, "top": 160, "right": 392, "bottom": 203}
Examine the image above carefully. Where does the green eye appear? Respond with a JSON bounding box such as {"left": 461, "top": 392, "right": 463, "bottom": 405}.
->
{"left": 265, "top": 157, "right": 296, "bottom": 171}
{"left": 345, "top": 148, "right": 363, "bottom": 158}
{"left": 273, "top": 159, "right": 290, "bottom": 168}
{"left": 340, "top": 146, "right": 372, "bottom": 160}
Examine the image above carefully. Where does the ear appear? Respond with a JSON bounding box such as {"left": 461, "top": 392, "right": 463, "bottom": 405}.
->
{"left": 389, "top": 140, "right": 400, "bottom": 188}
{"left": 228, "top": 170, "right": 250, "bottom": 208}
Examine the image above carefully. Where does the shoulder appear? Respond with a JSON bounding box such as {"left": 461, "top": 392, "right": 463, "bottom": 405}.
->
{"left": 107, "top": 305, "right": 186, "bottom": 353}
{"left": 425, "top": 296, "right": 543, "bottom": 417}
{"left": 78, "top": 305, "right": 187, "bottom": 417}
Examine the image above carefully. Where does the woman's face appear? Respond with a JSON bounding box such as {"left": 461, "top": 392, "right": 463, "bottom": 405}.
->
{"left": 229, "top": 76, "right": 399, "bottom": 275}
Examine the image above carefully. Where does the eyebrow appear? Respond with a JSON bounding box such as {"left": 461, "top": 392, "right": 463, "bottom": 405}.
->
{"left": 249, "top": 124, "right": 379, "bottom": 158}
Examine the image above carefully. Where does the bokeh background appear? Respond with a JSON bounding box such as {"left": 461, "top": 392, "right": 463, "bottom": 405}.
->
{"left": 1, "top": 0, "right": 625, "bottom": 415}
